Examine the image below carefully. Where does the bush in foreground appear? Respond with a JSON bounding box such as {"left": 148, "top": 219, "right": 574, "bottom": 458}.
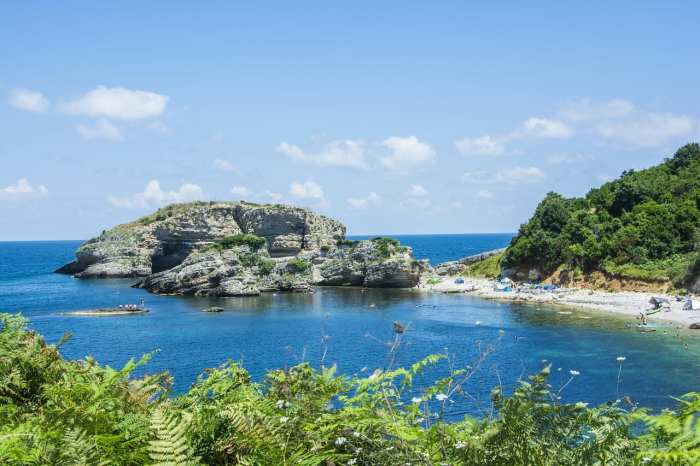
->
{"left": 0, "top": 313, "right": 698, "bottom": 465}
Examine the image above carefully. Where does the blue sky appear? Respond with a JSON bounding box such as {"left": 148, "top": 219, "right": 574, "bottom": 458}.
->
{"left": 1, "top": 2, "right": 699, "bottom": 240}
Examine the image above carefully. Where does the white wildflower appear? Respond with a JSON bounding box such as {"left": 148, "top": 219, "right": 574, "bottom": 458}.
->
{"left": 569, "top": 370, "right": 580, "bottom": 376}
{"left": 617, "top": 356, "right": 626, "bottom": 362}
{"left": 455, "top": 441, "right": 467, "bottom": 449}
{"left": 436, "top": 393, "right": 448, "bottom": 401}
{"left": 276, "top": 399, "right": 286, "bottom": 409}
{"left": 352, "top": 431, "right": 361, "bottom": 438}
{"left": 347, "top": 459, "right": 357, "bottom": 465}
{"left": 280, "top": 416, "right": 289, "bottom": 423}
{"left": 411, "top": 397, "right": 422, "bottom": 403}
{"left": 335, "top": 437, "right": 347, "bottom": 446}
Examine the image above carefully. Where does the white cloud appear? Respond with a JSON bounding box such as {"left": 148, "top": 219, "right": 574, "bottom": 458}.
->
{"left": 59, "top": 86, "right": 168, "bottom": 120}
{"left": 347, "top": 192, "right": 382, "bottom": 209}
{"left": 401, "top": 184, "right": 431, "bottom": 209}
{"left": 518, "top": 117, "right": 574, "bottom": 139}
{"left": 8, "top": 88, "right": 49, "bottom": 113}
{"left": 290, "top": 180, "right": 325, "bottom": 201}
{"left": 108, "top": 180, "right": 206, "bottom": 209}
{"left": 596, "top": 113, "right": 694, "bottom": 148}
{"left": 278, "top": 140, "right": 368, "bottom": 169}
{"left": 560, "top": 98, "right": 695, "bottom": 148}
{"left": 455, "top": 135, "right": 505, "bottom": 156}
{"left": 407, "top": 184, "right": 428, "bottom": 197}
{"left": 455, "top": 117, "right": 572, "bottom": 158}
{"left": 230, "top": 185, "right": 251, "bottom": 197}
{"left": 76, "top": 118, "right": 123, "bottom": 141}
{"left": 561, "top": 98, "right": 635, "bottom": 121}
{"left": 495, "top": 166, "right": 545, "bottom": 185}
{"left": 0, "top": 178, "right": 48, "bottom": 201}
{"left": 475, "top": 190, "right": 494, "bottom": 199}
{"left": 213, "top": 159, "right": 236, "bottom": 172}
{"left": 381, "top": 136, "right": 436, "bottom": 171}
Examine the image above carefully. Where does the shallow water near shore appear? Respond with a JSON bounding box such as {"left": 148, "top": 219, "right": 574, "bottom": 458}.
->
{"left": 1, "top": 239, "right": 699, "bottom": 418}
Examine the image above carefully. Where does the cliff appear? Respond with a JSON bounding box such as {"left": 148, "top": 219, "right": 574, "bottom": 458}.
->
{"left": 56, "top": 201, "right": 344, "bottom": 278}
{"left": 57, "top": 201, "right": 427, "bottom": 296}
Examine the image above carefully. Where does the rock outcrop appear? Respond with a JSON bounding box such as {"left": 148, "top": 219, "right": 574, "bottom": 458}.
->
{"left": 58, "top": 201, "right": 427, "bottom": 296}
{"left": 56, "top": 202, "right": 344, "bottom": 278}
{"left": 315, "top": 240, "right": 427, "bottom": 288}
{"left": 134, "top": 238, "right": 426, "bottom": 296}
{"left": 135, "top": 244, "right": 313, "bottom": 296}
{"left": 432, "top": 248, "right": 506, "bottom": 276}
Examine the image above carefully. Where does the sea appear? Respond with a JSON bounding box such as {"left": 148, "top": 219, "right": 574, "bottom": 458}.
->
{"left": 1, "top": 234, "right": 699, "bottom": 418}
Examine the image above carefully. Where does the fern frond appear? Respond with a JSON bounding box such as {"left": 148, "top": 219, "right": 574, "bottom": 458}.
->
{"left": 149, "top": 406, "right": 199, "bottom": 466}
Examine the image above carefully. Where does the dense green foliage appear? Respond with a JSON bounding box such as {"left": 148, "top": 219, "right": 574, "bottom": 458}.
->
{"left": 238, "top": 253, "right": 275, "bottom": 276}
{"left": 287, "top": 258, "right": 311, "bottom": 274}
{"left": 371, "top": 237, "right": 409, "bottom": 257}
{"left": 504, "top": 144, "right": 700, "bottom": 285}
{"left": 207, "top": 234, "right": 267, "bottom": 252}
{"left": 462, "top": 252, "right": 504, "bottom": 279}
{"left": 1, "top": 313, "right": 699, "bottom": 465}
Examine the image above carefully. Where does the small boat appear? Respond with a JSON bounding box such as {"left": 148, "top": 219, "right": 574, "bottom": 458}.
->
{"left": 64, "top": 299, "right": 148, "bottom": 316}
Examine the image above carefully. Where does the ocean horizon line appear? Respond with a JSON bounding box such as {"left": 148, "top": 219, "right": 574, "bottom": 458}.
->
{"left": 0, "top": 232, "right": 516, "bottom": 243}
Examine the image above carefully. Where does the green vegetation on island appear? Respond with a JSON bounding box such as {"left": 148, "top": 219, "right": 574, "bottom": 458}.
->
{"left": 206, "top": 233, "right": 267, "bottom": 252}
{"left": 462, "top": 251, "right": 504, "bottom": 279}
{"left": 287, "top": 258, "right": 311, "bottom": 274}
{"left": 503, "top": 143, "right": 700, "bottom": 289}
{"left": 1, "top": 313, "right": 699, "bottom": 465}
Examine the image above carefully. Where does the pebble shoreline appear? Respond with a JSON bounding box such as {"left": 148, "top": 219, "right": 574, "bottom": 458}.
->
{"left": 421, "top": 276, "right": 700, "bottom": 328}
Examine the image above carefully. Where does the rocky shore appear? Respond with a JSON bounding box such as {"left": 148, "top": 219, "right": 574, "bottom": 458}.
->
{"left": 422, "top": 275, "right": 700, "bottom": 328}
{"left": 57, "top": 201, "right": 427, "bottom": 296}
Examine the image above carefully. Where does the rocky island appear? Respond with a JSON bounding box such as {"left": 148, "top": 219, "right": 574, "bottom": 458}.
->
{"left": 56, "top": 201, "right": 427, "bottom": 296}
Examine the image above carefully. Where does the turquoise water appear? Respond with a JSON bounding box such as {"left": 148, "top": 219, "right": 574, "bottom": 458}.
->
{"left": 1, "top": 238, "right": 699, "bottom": 418}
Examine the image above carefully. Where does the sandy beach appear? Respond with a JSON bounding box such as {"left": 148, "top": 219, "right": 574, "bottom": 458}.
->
{"left": 421, "top": 276, "right": 700, "bottom": 328}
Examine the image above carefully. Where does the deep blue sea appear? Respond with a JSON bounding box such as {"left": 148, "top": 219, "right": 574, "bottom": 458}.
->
{"left": 349, "top": 233, "right": 513, "bottom": 264}
{"left": 1, "top": 236, "right": 699, "bottom": 418}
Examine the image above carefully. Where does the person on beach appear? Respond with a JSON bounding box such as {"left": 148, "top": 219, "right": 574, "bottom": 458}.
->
{"left": 639, "top": 311, "right": 648, "bottom": 326}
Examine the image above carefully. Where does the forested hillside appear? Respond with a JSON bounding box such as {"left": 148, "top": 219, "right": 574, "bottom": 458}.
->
{"left": 503, "top": 143, "right": 700, "bottom": 289}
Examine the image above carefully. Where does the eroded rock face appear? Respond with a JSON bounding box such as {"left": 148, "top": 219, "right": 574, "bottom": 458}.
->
{"left": 57, "top": 201, "right": 425, "bottom": 296}
{"left": 57, "top": 202, "right": 345, "bottom": 278}
{"left": 134, "top": 238, "right": 426, "bottom": 296}
{"left": 315, "top": 240, "right": 427, "bottom": 289}
{"left": 135, "top": 245, "right": 312, "bottom": 296}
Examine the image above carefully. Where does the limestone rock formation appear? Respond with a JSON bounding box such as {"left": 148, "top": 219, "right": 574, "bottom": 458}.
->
{"left": 57, "top": 201, "right": 426, "bottom": 296}
{"left": 315, "top": 239, "right": 427, "bottom": 288}
{"left": 56, "top": 202, "right": 344, "bottom": 278}
{"left": 135, "top": 244, "right": 312, "bottom": 296}
{"left": 134, "top": 238, "right": 426, "bottom": 296}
